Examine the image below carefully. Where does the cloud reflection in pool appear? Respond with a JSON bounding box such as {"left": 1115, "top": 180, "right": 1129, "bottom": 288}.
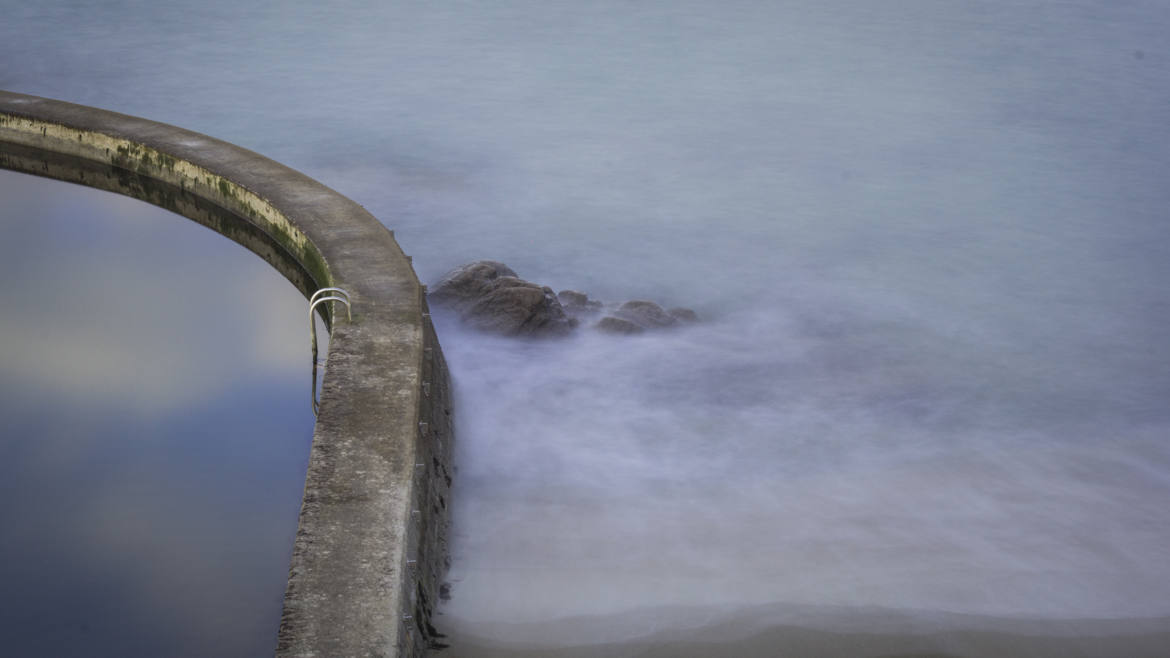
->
{"left": 0, "top": 169, "right": 316, "bottom": 657}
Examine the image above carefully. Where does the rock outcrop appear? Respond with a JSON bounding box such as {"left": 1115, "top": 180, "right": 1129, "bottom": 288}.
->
{"left": 557, "top": 289, "right": 602, "bottom": 314}
{"left": 429, "top": 260, "right": 698, "bottom": 338}
{"left": 614, "top": 300, "right": 677, "bottom": 329}
{"left": 594, "top": 316, "right": 645, "bottom": 335}
{"left": 429, "top": 261, "right": 573, "bottom": 337}
{"left": 593, "top": 300, "right": 701, "bottom": 334}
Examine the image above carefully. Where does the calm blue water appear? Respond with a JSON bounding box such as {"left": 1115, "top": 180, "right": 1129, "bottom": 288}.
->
{"left": 3, "top": 0, "right": 1170, "bottom": 653}
{"left": 0, "top": 170, "right": 315, "bottom": 656}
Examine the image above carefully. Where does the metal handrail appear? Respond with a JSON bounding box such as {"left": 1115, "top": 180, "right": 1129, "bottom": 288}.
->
{"left": 310, "top": 287, "right": 350, "bottom": 307}
{"left": 310, "top": 288, "right": 351, "bottom": 416}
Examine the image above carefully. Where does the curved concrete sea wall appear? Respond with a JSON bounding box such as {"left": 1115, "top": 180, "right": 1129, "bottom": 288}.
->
{"left": 0, "top": 90, "right": 453, "bottom": 657}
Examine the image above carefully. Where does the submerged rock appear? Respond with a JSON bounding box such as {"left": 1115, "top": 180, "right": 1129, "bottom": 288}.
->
{"left": 595, "top": 316, "right": 645, "bottom": 335}
{"left": 429, "top": 260, "right": 699, "bottom": 338}
{"left": 615, "top": 300, "right": 677, "bottom": 329}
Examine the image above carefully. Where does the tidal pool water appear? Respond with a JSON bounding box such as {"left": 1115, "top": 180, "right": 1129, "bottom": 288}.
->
{"left": 3, "top": 1, "right": 1170, "bottom": 655}
{"left": 0, "top": 169, "right": 315, "bottom": 657}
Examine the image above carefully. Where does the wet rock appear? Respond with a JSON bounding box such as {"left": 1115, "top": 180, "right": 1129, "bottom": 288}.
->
{"left": 430, "top": 260, "right": 699, "bottom": 338}
{"left": 429, "top": 260, "right": 573, "bottom": 337}
{"left": 615, "top": 300, "right": 677, "bottom": 329}
{"left": 595, "top": 316, "right": 644, "bottom": 335}
{"left": 557, "top": 289, "right": 602, "bottom": 312}
{"left": 557, "top": 289, "right": 603, "bottom": 326}
{"left": 429, "top": 260, "right": 517, "bottom": 305}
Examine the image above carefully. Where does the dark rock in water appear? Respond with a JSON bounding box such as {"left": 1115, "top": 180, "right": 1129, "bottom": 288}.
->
{"left": 557, "top": 289, "right": 602, "bottom": 312}
{"left": 464, "top": 283, "right": 571, "bottom": 336}
{"left": 595, "top": 316, "right": 644, "bottom": 335}
{"left": 615, "top": 300, "right": 677, "bottom": 329}
{"left": 429, "top": 260, "right": 518, "bottom": 306}
{"left": 557, "top": 289, "right": 588, "bottom": 307}
{"left": 558, "top": 289, "right": 603, "bottom": 326}
{"left": 430, "top": 260, "right": 700, "bottom": 338}
{"left": 429, "top": 260, "right": 573, "bottom": 337}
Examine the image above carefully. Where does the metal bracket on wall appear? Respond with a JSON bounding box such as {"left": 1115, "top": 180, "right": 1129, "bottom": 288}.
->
{"left": 310, "top": 287, "right": 351, "bottom": 416}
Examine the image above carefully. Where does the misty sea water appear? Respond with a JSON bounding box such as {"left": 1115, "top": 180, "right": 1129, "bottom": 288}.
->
{"left": 3, "top": 1, "right": 1170, "bottom": 655}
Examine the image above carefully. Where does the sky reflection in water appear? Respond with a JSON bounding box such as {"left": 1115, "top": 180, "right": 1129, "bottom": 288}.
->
{"left": 0, "top": 170, "right": 314, "bottom": 657}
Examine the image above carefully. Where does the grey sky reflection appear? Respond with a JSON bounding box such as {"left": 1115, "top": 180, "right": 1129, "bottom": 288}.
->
{"left": 0, "top": 170, "right": 314, "bottom": 657}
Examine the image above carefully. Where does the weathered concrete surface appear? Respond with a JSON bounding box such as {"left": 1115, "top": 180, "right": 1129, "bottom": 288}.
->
{"left": 0, "top": 90, "right": 452, "bottom": 657}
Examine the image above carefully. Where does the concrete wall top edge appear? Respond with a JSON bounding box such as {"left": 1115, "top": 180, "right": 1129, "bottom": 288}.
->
{"left": 0, "top": 90, "right": 418, "bottom": 305}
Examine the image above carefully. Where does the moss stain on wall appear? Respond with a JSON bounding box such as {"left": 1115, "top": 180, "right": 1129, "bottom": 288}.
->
{"left": 0, "top": 114, "right": 331, "bottom": 294}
